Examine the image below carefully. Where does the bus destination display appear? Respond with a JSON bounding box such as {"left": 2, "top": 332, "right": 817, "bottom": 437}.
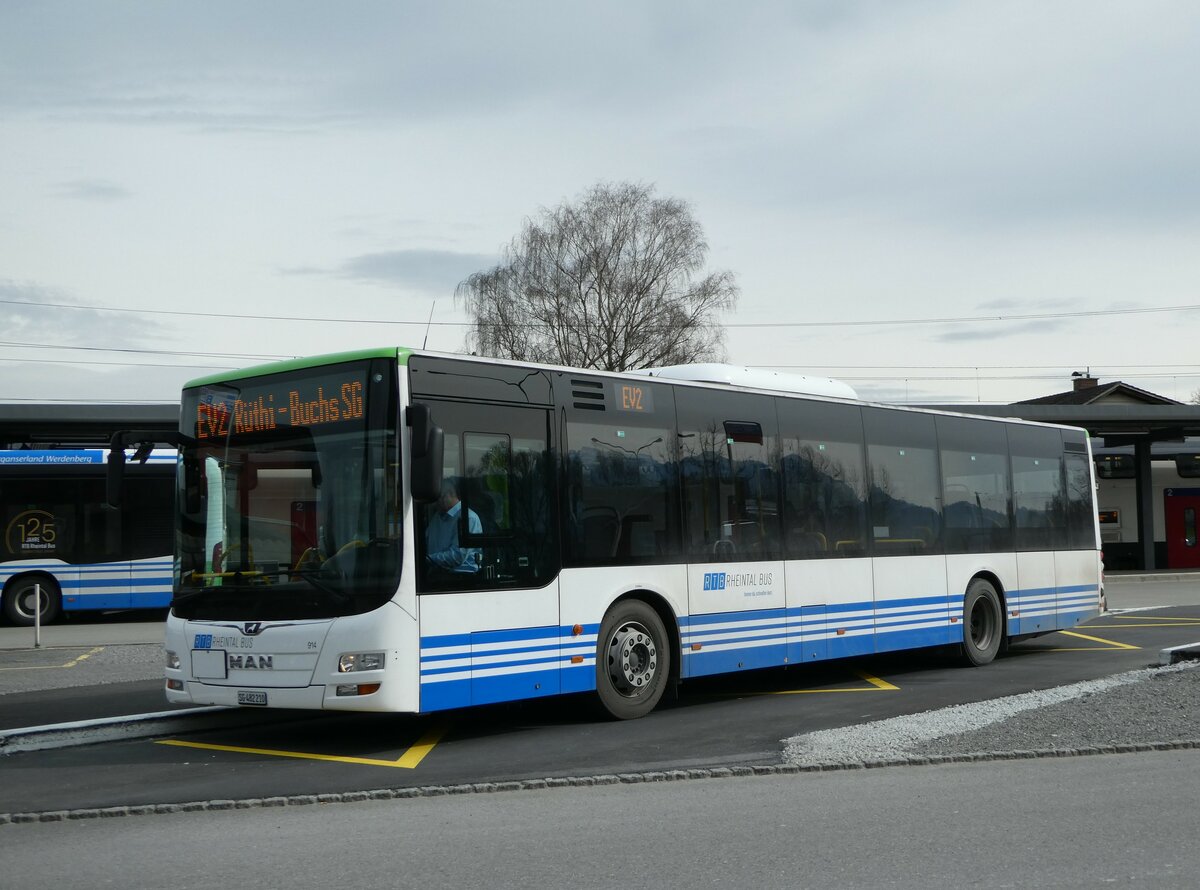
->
{"left": 613, "top": 381, "right": 654, "bottom": 414}
{"left": 193, "top": 373, "right": 366, "bottom": 441}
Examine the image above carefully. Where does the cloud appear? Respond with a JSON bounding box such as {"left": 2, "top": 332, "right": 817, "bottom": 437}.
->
{"left": 0, "top": 280, "right": 163, "bottom": 345}
{"left": 54, "top": 179, "right": 132, "bottom": 201}
{"left": 0, "top": 2, "right": 879, "bottom": 129}
{"left": 934, "top": 319, "right": 1067, "bottom": 343}
{"left": 334, "top": 249, "right": 498, "bottom": 294}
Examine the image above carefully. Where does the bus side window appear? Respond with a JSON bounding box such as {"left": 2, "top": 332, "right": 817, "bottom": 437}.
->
{"left": 778, "top": 399, "right": 868, "bottom": 560}
{"left": 676, "top": 389, "right": 780, "bottom": 561}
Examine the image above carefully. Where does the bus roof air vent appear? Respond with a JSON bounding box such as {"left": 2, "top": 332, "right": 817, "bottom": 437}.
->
{"left": 571, "top": 379, "right": 606, "bottom": 411}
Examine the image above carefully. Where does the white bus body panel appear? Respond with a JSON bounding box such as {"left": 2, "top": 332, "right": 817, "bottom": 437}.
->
{"left": 1054, "top": 550, "right": 1103, "bottom": 630}
{"left": 164, "top": 603, "right": 421, "bottom": 712}
{"left": 1013, "top": 551, "right": 1057, "bottom": 636}
{"left": 683, "top": 561, "right": 786, "bottom": 675}
{"left": 784, "top": 557, "right": 875, "bottom": 664}
{"left": 417, "top": 578, "right": 562, "bottom": 711}
{"left": 872, "top": 554, "right": 952, "bottom": 652}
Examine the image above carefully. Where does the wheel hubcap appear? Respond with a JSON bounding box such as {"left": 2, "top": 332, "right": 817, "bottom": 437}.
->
{"left": 15, "top": 588, "right": 46, "bottom": 621}
{"left": 970, "top": 598, "right": 995, "bottom": 650}
{"left": 607, "top": 621, "right": 658, "bottom": 698}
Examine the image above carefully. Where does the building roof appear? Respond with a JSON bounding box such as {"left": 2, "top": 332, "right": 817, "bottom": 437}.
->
{"left": 1016, "top": 381, "right": 1181, "bottom": 407}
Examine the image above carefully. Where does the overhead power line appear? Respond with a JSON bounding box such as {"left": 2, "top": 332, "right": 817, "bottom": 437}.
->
{"left": 4, "top": 297, "right": 1200, "bottom": 329}
{"left": 0, "top": 340, "right": 292, "bottom": 362}
{"left": 0, "top": 356, "right": 239, "bottom": 370}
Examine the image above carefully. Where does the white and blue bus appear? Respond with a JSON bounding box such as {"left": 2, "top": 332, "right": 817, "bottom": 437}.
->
{"left": 140, "top": 348, "right": 1102, "bottom": 719}
{"left": 1, "top": 449, "right": 174, "bottom": 625}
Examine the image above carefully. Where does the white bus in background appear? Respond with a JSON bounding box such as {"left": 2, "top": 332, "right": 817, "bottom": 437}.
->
{"left": 1, "top": 449, "right": 174, "bottom": 625}
{"left": 131, "top": 348, "right": 1102, "bottom": 719}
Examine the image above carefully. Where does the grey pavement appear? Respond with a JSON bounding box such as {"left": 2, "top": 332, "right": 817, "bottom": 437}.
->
{"left": 4, "top": 749, "right": 1199, "bottom": 888}
{"left": 0, "top": 616, "right": 164, "bottom": 651}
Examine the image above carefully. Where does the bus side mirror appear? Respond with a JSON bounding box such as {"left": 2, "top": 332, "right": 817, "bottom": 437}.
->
{"left": 106, "top": 449, "right": 125, "bottom": 509}
{"left": 407, "top": 403, "right": 444, "bottom": 503}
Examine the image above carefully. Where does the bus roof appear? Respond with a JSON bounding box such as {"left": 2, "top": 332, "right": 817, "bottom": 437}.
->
{"left": 630, "top": 363, "right": 858, "bottom": 400}
{"left": 181, "top": 346, "right": 1087, "bottom": 437}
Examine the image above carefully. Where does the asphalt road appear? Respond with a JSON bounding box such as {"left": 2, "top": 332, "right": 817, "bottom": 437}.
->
{"left": 2, "top": 577, "right": 1199, "bottom": 815}
{"left": 5, "top": 749, "right": 1199, "bottom": 889}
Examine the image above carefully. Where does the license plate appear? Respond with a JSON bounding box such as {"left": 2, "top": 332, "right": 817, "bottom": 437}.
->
{"left": 191, "top": 649, "right": 227, "bottom": 679}
{"left": 237, "top": 690, "right": 268, "bottom": 706}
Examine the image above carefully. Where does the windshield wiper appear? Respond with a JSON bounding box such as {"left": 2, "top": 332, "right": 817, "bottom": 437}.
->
{"left": 171, "top": 589, "right": 207, "bottom": 605}
{"left": 280, "top": 567, "right": 352, "bottom": 605}
{"left": 172, "top": 571, "right": 269, "bottom": 605}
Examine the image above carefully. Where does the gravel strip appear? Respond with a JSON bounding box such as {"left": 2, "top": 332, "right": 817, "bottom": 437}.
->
{"left": 783, "top": 660, "right": 1200, "bottom": 767}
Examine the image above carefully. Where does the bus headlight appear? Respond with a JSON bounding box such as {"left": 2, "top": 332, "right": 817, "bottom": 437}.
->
{"left": 338, "top": 652, "right": 385, "bottom": 673}
{"left": 166, "top": 650, "right": 180, "bottom": 670}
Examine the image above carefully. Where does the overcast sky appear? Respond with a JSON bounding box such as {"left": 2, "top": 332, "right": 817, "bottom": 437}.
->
{"left": 3, "top": 0, "right": 1200, "bottom": 406}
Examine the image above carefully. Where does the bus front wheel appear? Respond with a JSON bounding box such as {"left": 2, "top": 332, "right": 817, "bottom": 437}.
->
{"left": 596, "top": 600, "right": 671, "bottom": 720}
{"left": 3, "top": 576, "right": 62, "bottom": 627}
{"left": 960, "top": 578, "right": 1003, "bottom": 667}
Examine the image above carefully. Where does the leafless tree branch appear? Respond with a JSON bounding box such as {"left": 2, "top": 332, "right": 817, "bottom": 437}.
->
{"left": 455, "top": 182, "right": 739, "bottom": 371}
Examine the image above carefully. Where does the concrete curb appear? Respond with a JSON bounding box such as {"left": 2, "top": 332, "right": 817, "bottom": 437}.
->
{"left": 0, "top": 706, "right": 253, "bottom": 755}
{"left": 1107, "top": 572, "right": 1200, "bottom": 583}
{"left": 3, "top": 740, "right": 1198, "bottom": 826}
{"left": 1160, "top": 641, "right": 1200, "bottom": 665}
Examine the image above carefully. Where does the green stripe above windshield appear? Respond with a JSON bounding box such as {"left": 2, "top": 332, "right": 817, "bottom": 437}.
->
{"left": 184, "top": 347, "right": 413, "bottom": 390}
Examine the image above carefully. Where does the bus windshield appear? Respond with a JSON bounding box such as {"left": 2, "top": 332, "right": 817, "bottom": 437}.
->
{"left": 173, "top": 358, "right": 400, "bottom": 620}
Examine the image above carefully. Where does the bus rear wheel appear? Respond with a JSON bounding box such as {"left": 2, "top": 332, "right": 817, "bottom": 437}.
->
{"left": 3, "top": 576, "right": 62, "bottom": 627}
{"left": 596, "top": 600, "right": 671, "bottom": 720}
{"left": 960, "top": 578, "right": 1003, "bottom": 666}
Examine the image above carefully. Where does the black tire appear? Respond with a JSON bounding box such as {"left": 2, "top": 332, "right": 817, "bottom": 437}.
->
{"left": 3, "top": 576, "right": 62, "bottom": 627}
{"left": 960, "top": 578, "right": 1003, "bottom": 666}
{"left": 596, "top": 600, "right": 671, "bottom": 720}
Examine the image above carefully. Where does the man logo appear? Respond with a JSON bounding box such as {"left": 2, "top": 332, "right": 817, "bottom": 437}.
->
{"left": 243, "top": 622, "right": 264, "bottom": 635}
{"left": 228, "top": 654, "right": 273, "bottom": 670}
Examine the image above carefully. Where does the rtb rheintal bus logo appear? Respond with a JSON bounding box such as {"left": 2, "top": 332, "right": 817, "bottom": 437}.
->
{"left": 702, "top": 572, "right": 727, "bottom": 591}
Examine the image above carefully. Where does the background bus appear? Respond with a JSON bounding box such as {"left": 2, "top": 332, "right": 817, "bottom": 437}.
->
{"left": 1, "top": 449, "right": 174, "bottom": 626}
{"left": 152, "top": 348, "right": 1102, "bottom": 719}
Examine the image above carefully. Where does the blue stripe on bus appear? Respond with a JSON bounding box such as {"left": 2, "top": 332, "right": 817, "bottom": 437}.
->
{"left": 419, "top": 624, "right": 566, "bottom": 650}
{"left": 0, "top": 559, "right": 173, "bottom": 612}
{"left": 416, "top": 580, "right": 1099, "bottom": 707}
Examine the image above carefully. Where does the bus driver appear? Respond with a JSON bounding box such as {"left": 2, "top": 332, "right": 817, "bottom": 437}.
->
{"left": 425, "top": 480, "right": 482, "bottom": 575}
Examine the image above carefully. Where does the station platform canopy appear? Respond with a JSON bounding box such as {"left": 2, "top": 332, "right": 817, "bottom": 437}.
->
{"left": 0, "top": 403, "right": 179, "bottom": 449}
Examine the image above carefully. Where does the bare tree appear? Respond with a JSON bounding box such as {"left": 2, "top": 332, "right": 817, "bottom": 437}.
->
{"left": 455, "top": 182, "right": 738, "bottom": 371}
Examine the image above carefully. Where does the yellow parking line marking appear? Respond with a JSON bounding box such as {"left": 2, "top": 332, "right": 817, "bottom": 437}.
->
{"left": 1088, "top": 622, "right": 1200, "bottom": 629}
{"left": 64, "top": 646, "right": 105, "bottom": 667}
{"left": 1049, "top": 630, "right": 1140, "bottom": 651}
{"left": 156, "top": 723, "right": 450, "bottom": 770}
{"left": 395, "top": 724, "right": 450, "bottom": 768}
{"left": 855, "top": 670, "right": 900, "bottom": 690}
{"left": 769, "top": 669, "right": 899, "bottom": 695}
{"left": 0, "top": 646, "right": 106, "bottom": 672}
